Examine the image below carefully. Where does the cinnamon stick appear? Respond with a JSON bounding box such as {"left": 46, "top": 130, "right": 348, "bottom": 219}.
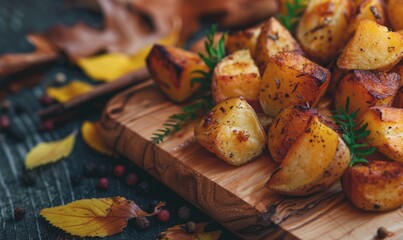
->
{"left": 37, "top": 68, "right": 149, "bottom": 120}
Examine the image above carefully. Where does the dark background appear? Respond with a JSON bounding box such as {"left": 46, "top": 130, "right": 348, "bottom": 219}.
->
{"left": 0, "top": 0, "right": 237, "bottom": 239}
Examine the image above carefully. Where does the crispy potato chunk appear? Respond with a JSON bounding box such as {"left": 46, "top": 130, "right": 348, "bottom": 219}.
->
{"left": 361, "top": 107, "right": 403, "bottom": 162}
{"left": 342, "top": 160, "right": 403, "bottom": 211}
{"left": 195, "top": 97, "right": 266, "bottom": 166}
{"left": 348, "top": 0, "right": 387, "bottom": 35}
{"left": 212, "top": 49, "right": 261, "bottom": 110}
{"left": 337, "top": 20, "right": 403, "bottom": 71}
{"left": 392, "top": 65, "right": 403, "bottom": 108}
{"left": 259, "top": 52, "right": 330, "bottom": 117}
{"left": 296, "top": 0, "right": 353, "bottom": 65}
{"left": 334, "top": 70, "right": 400, "bottom": 119}
{"left": 268, "top": 107, "right": 319, "bottom": 162}
{"left": 254, "top": 17, "right": 302, "bottom": 75}
{"left": 146, "top": 44, "right": 208, "bottom": 102}
{"left": 225, "top": 26, "right": 261, "bottom": 55}
{"left": 387, "top": 0, "right": 403, "bottom": 31}
{"left": 267, "top": 116, "right": 350, "bottom": 196}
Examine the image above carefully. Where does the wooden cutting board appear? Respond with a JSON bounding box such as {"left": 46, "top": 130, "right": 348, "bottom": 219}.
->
{"left": 99, "top": 80, "right": 403, "bottom": 240}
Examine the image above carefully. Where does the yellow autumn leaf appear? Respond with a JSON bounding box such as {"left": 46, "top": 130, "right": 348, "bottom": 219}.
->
{"left": 41, "top": 197, "right": 165, "bottom": 237}
{"left": 25, "top": 131, "right": 77, "bottom": 169}
{"left": 77, "top": 17, "right": 181, "bottom": 82}
{"left": 159, "top": 222, "right": 221, "bottom": 240}
{"left": 47, "top": 81, "right": 94, "bottom": 103}
{"left": 81, "top": 121, "right": 116, "bottom": 156}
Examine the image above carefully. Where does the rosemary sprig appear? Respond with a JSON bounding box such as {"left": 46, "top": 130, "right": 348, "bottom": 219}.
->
{"left": 331, "top": 97, "right": 377, "bottom": 167}
{"left": 151, "top": 24, "right": 226, "bottom": 144}
{"left": 277, "top": 0, "right": 307, "bottom": 32}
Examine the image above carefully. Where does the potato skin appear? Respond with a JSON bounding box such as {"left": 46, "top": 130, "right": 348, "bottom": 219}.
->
{"left": 267, "top": 116, "right": 350, "bottom": 196}
{"left": 296, "top": 0, "right": 353, "bottom": 65}
{"left": 342, "top": 160, "right": 403, "bottom": 211}
{"left": 348, "top": 0, "right": 387, "bottom": 36}
{"left": 225, "top": 25, "right": 261, "bottom": 55}
{"left": 254, "top": 17, "right": 302, "bottom": 75}
{"left": 259, "top": 52, "right": 330, "bottom": 117}
{"left": 146, "top": 44, "right": 208, "bottom": 102}
{"left": 337, "top": 20, "right": 403, "bottom": 71}
{"left": 361, "top": 107, "right": 403, "bottom": 162}
{"left": 334, "top": 70, "right": 400, "bottom": 119}
{"left": 194, "top": 97, "right": 266, "bottom": 166}
{"left": 387, "top": 0, "right": 403, "bottom": 31}
{"left": 392, "top": 64, "right": 403, "bottom": 108}
{"left": 212, "top": 50, "right": 261, "bottom": 111}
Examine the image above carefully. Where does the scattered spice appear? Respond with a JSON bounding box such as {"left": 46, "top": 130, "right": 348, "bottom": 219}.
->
{"left": 125, "top": 172, "right": 139, "bottom": 186}
{"left": 113, "top": 165, "right": 126, "bottom": 177}
{"left": 39, "top": 94, "right": 54, "bottom": 106}
{"left": 70, "top": 173, "right": 82, "bottom": 186}
{"left": 0, "top": 115, "right": 10, "bottom": 129}
{"left": 134, "top": 217, "right": 150, "bottom": 230}
{"left": 178, "top": 206, "right": 191, "bottom": 221}
{"left": 137, "top": 181, "right": 151, "bottom": 195}
{"left": 377, "top": 227, "right": 390, "bottom": 239}
{"left": 96, "top": 178, "right": 109, "bottom": 191}
{"left": 182, "top": 221, "right": 196, "bottom": 234}
{"left": 39, "top": 120, "right": 55, "bottom": 132}
{"left": 13, "top": 207, "right": 26, "bottom": 221}
{"left": 157, "top": 209, "right": 170, "bottom": 222}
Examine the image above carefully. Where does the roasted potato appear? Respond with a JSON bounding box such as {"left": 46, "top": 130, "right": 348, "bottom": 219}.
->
{"left": 361, "top": 107, "right": 403, "bottom": 162}
{"left": 194, "top": 97, "right": 266, "bottom": 166}
{"left": 337, "top": 20, "right": 403, "bottom": 71}
{"left": 392, "top": 64, "right": 403, "bottom": 108}
{"left": 327, "top": 65, "right": 347, "bottom": 96}
{"left": 268, "top": 107, "right": 319, "bottom": 163}
{"left": 212, "top": 49, "right": 261, "bottom": 111}
{"left": 267, "top": 115, "right": 350, "bottom": 196}
{"left": 259, "top": 52, "right": 330, "bottom": 117}
{"left": 296, "top": 0, "right": 353, "bottom": 65}
{"left": 342, "top": 160, "right": 403, "bottom": 211}
{"left": 387, "top": 0, "right": 403, "bottom": 31}
{"left": 348, "top": 0, "right": 387, "bottom": 36}
{"left": 334, "top": 70, "right": 400, "bottom": 119}
{"left": 146, "top": 44, "right": 208, "bottom": 102}
{"left": 254, "top": 17, "right": 302, "bottom": 75}
{"left": 225, "top": 25, "right": 261, "bottom": 55}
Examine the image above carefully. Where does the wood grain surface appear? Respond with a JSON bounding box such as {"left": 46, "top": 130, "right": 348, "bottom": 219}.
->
{"left": 100, "top": 80, "right": 403, "bottom": 240}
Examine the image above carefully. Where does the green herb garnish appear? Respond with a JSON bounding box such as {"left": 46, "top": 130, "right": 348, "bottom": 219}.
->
{"left": 151, "top": 24, "right": 226, "bottom": 144}
{"left": 331, "top": 97, "right": 377, "bottom": 167}
{"left": 277, "top": 0, "right": 307, "bottom": 32}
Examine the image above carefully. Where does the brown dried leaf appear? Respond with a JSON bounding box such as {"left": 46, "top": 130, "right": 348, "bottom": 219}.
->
{"left": 0, "top": 34, "right": 58, "bottom": 77}
{"left": 159, "top": 222, "right": 221, "bottom": 240}
{"left": 41, "top": 197, "right": 165, "bottom": 237}
{"left": 47, "top": 0, "right": 174, "bottom": 60}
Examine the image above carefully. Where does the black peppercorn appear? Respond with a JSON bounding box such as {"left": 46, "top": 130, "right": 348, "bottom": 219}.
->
{"left": 136, "top": 181, "right": 150, "bottom": 195}
{"left": 182, "top": 221, "right": 196, "bottom": 234}
{"left": 70, "top": 173, "right": 82, "bottom": 186}
{"left": 83, "top": 162, "right": 97, "bottom": 177}
{"left": 14, "top": 207, "right": 26, "bottom": 221}
{"left": 178, "top": 206, "right": 191, "bottom": 221}
{"left": 22, "top": 172, "right": 36, "bottom": 187}
{"left": 134, "top": 217, "right": 150, "bottom": 230}
{"left": 377, "top": 227, "right": 389, "bottom": 239}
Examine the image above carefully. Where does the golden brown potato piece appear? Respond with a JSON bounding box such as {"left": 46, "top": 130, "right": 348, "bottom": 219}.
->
{"left": 268, "top": 107, "right": 319, "bottom": 162}
{"left": 361, "top": 107, "right": 403, "bottom": 162}
{"left": 225, "top": 26, "right": 261, "bottom": 55}
{"left": 337, "top": 20, "right": 403, "bottom": 71}
{"left": 254, "top": 17, "right": 302, "bottom": 75}
{"left": 267, "top": 115, "right": 350, "bottom": 196}
{"left": 348, "top": 0, "right": 387, "bottom": 35}
{"left": 212, "top": 50, "right": 261, "bottom": 111}
{"left": 259, "top": 52, "right": 330, "bottom": 117}
{"left": 296, "top": 0, "right": 353, "bottom": 65}
{"left": 194, "top": 97, "right": 266, "bottom": 166}
{"left": 334, "top": 70, "right": 400, "bottom": 119}
{"left": 342, "top": 160, "right": 403, "bottom": 211}
{"left": 392, "top": 65, "right": 403, "bottom": 108}
{"left": 146, "top": 44, "right": 208, "bottom": 102}
{"left": 387, "top": 0, "right": 403, "bottom": 31}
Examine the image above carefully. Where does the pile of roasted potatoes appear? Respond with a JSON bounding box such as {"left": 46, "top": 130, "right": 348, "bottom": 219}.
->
{"left": 147, "top": 0, "right": 403, "bottom": 212}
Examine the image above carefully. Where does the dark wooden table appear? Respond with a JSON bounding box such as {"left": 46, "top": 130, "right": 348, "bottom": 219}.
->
{"left": 0, "top": 1, "right": 236, "bottom": 239}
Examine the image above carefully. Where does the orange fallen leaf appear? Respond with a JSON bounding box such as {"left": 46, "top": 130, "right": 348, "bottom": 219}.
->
{"left": 81, "top": 121, "right": 116, "bottom": 156}
{"left": 25, "top": 131, "right": 77, "bottom": 169}
{"left": 46, "top": 80, "right": 93, "bottom": 102}
{"left": 159, "top": 222, "right": 221, "bottom": 240}
{"left": 41, "top": 197, "right": 165, "bottom": 237}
